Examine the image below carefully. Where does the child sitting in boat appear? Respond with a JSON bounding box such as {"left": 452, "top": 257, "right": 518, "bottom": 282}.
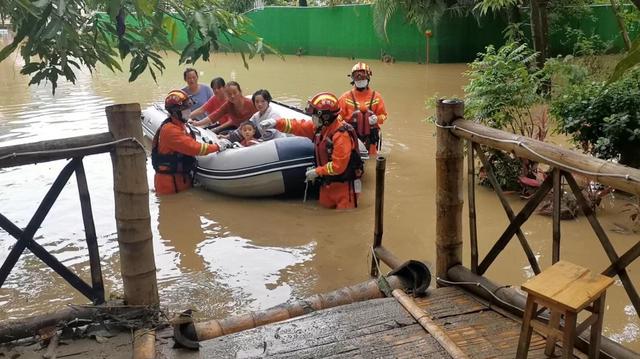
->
{"left": 239, "top": 121, "right": 260, "bottom": 147}
{"left": 227, "top": 89, "right": 283, "bottom": 143}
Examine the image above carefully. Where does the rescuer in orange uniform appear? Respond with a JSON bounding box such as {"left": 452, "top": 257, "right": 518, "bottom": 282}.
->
{"left": 152, "top": 90, "right": 232, "bottom": 195}
{"left": 260, "top": 92, "right": 363, "bottom": 209}
{"left": 338, "top": 62, "right": 388, "bottom": 155}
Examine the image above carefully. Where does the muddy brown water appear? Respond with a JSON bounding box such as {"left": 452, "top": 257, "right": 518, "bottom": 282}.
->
{"left": 0, "top": 44, "right": 638, "bottom": 350}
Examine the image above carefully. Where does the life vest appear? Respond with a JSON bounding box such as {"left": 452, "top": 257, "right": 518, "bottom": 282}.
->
{"left": 349, "top": 90, "right": 380, "bottom": 148}
{"left": 314, "top": 123, "right": 364, "bottom": 183}
{"left": 151, "top": 119, "right": 197, "bottom": 175}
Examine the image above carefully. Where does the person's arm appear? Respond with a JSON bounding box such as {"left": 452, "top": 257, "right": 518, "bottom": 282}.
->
{"left": 193, "top": 101, "right": 230, "bottom": 127}
{"left": 275, "top": 118, "right": 315, "bottom": 139}
{"left": 315, "top": 131, "right": 351, "bottom": 176}
{"left": 372, "top": 93, "right": 387, "bottom": 125}
{"left": 162, "top": 125, "right": 220, "bottom": 155}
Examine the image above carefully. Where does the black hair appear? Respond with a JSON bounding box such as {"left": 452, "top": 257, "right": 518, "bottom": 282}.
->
{"left": 252, "top": 89, "right": 272, "bottom": 105}
{"left": 183, "top": 68, "right": 198, "bottom": 80}
{"left": 226, "top": 81, "right": 241, "bottom": 93}
{"left": 239, "top": 121, "right": 257, "bottom": 131}
{"left": 210, "top": 77, "right": 226, "bottom": 89}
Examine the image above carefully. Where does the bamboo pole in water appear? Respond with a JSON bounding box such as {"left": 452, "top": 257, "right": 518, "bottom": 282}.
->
{"left": 133, "top": 329, "right": 156, "bottom": 359}
{"left": 106, "top": 104, "right": 159, "bottom": 306}
{"left": 451, "top": 119, "right": 640, "bottom": 196}
{"left": 177, "top": 275, "right": 412, "bottom": 344}
{"left": 392, "top": 289, "right": 470, "bottom": 359}
{"left": 370, "top": 156, "right": 387, "bottom": 277}
{"left": 435, "top": 99, "right": 464, "bottom": 281}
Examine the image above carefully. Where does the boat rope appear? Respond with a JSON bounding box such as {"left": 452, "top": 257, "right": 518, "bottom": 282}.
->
{"left": 0, "top": 137, "right": 146, "bottom": 162}
{"left": 434, "top": 122, "right": 640, "bottom": 183}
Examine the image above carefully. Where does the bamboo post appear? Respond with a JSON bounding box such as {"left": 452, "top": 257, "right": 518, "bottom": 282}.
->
{"left": 176, "top": 275, "right": 414, "bottom": 345}
{"left": 370, "top": 156, "right": 387, "bottom": 277}
{"left": 435, "top": 99, "right": 464, "bottom": 281}
{"left": 106, "top": 104, "right": 159, "bottom": 306}
{"left": 133, "top": 329, "right": 156, "bottom": 359}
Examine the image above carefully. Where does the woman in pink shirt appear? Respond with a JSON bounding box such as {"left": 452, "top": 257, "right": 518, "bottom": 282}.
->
{"left": 191, "top": 81, "right": 256, "bottom": 134}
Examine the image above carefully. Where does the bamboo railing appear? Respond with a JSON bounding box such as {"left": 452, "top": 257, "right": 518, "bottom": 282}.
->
{"left": 434, "top": 99, "right": 640, "bottom": 357}
{"left": 0, "top": 104, "right": 159, "bottom": 355}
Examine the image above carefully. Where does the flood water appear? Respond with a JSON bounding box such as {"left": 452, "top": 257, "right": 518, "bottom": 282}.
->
{"left": 0, "top": 41, "right": 639, "bottom": 351}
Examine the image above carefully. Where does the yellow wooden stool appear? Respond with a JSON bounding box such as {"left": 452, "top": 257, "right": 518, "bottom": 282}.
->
{"left": 516, "top": 261, "right": 614, "bottom": 359}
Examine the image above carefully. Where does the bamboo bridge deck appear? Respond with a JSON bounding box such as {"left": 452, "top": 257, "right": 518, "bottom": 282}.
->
{"left": 161, "top": 286, "right": 586, "bottom": 358}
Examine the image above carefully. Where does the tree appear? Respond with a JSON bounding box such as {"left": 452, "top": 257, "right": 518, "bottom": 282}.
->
{"left": 0, "top": 0, "right": 272, "bottom": 94}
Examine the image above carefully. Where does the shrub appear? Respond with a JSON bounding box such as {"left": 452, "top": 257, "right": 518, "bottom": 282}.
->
{"left": 551, "top": 68, "right": 640, "bottom": 168}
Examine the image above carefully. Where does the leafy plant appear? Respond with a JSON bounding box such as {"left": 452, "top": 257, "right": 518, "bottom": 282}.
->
{"left": 478, "top": 149, "right": 522, "bottom": 192}
{"left": 551, "top": 67, "right": 640, "bottom": 168}
{"left": 0, "top": 0, "right": 275, "bottom": 94}
{"left": 464, "top": 42, "right": 547, "bottom": 138}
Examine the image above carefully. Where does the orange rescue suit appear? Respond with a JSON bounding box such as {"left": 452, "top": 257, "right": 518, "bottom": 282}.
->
{"left": 153, "top": 118, "right": 221, "bottom": 195}
{"left": 338, "top": 88, "right": 387, "bottom": 155}
{"left": 276, "top": 117, "right": 358, "bottom": 209}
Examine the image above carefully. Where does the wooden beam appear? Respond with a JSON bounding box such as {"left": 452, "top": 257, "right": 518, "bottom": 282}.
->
{"left": 467, "top": 142, "right": 478, "bottom": 273}
{"left": 552, "top": 169, "right": 562, "bottom": 264}
{"left": 374, "top": 245, "right": 403, "bottom": 271}
{"left": 451, "top": 120, "right": 640, "bottom": 195}
{"left": 75, "top": 159, "right": 105, "bottom": 304}
{"left": 603, "top": 241, "right": 640, "bottom": 277}
{"left": 564, "top": 173, "right": 640, "bottom": 316}
{"left": 475, "top": 146, "right": 543, "bottom": 275}
{"left": 0, "top": 132, "right": 114, "bottom": 168}
{"left": 478, "top": 174, "right": 553, "bottom": 275}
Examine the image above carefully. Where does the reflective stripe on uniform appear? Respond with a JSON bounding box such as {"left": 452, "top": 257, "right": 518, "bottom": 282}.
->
{"left": 198, "top": 143, "right": 208, "bottom": 155}
{"left": 283, "top": 119, "right": 292, "bottom": 133}
{"left": 326, "top": 161, "right": 335, "bottom": 175}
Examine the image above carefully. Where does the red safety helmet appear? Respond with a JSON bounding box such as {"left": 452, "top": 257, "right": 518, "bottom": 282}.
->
{"left": 305, "top": 92, "right": 340, "bottom": 117}
{"left": 164, "top": 89, "right": 193, "bottom": 114}
{"left": 351, "top": 62, "right": 372, "bottom": 78}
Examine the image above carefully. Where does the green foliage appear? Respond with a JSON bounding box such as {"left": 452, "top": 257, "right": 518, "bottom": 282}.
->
{"left": 609, "top": 35, "right": 640, "bottom": 83}
{"left": 0, "top": 0, "right": 274, "bottom": 94}
{"left": 551, "top": 67, "right": 640, "bottom": 168}
{"left": 478, "top": 149, "right": 523, "bottom": 191}
{"left": 464, "top": 42, "right": 547, "bottom": 137}
{"left": 372, "top": 0, "right": 474, "bottom": 39}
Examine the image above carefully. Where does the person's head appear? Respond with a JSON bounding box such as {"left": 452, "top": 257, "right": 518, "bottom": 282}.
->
{"left": 252, "top": 89, "right": 272, "bottom": 114}
{"left": 165, "top": 89, "right": 193, "bottom": 122}
{"left": 239, "top": 121, "right": 257, "bottom": 141}
{"left": 183, "top": 68, "right": 199, "bottom": 89}
{"left": 225, "top": 81, "right": 243, "bottom": 106}
{"left": 305, "top": 92, "right": 340, "bottom": 128}
{"left": 210, "top": 77, "right": 226, "bottom": 97}
{"left": 349, "top": 62, "right": 372, "bottom": 90}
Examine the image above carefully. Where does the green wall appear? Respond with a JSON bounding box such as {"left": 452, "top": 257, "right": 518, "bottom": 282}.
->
{"left": 242, "top": 5, "right": 508, "bottom": 64}
{"left": 239, "top": 4, "right": 633, "bottom": 64}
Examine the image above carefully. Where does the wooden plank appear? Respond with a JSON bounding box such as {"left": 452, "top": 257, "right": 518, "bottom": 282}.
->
{"left": 75, "top": 159, "right": 105, "bottom": 304}
{"left": 552, "top": 169, "right": 561, "bottom": 264}
{"left": 468, "top": 142, "right": 478, "bottom": 273}
{"left": 199, "top": 298, "right": 452, "bottom": 358}
{"left": 603, "top": 240, "right": 640, "bottom": 277}
{"left": 413, "top": 286, "right": 487, "bottom": 319}
{"left": 522, "top": 261, "right": 614, "bottom": 312}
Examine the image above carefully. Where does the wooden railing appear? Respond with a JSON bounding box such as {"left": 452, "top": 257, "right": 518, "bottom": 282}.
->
{"left": 435, "top": 99, "right": 640, "bottom": 320}
{"left": 0, "top": 104, "right": 158, "bottom": 307}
